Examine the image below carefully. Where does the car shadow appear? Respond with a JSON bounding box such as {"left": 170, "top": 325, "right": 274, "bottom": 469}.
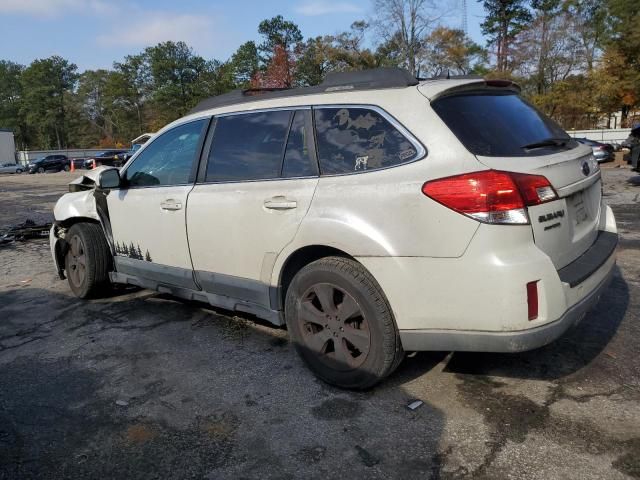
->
{"left": 0, "top": 286, "right": 447, "bottom": 479}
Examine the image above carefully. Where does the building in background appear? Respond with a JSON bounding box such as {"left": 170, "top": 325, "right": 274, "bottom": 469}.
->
{"left": 0, "top": 129, "right": 16, "bottom": 164}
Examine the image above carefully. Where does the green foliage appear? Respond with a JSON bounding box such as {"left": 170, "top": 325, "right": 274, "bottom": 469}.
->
{"left": 257, "top": 15, "right": 303, "bottom": 61}
{"left": 422, "top": 27, "right": 488, "bottom": 76}
{"left": 479, "top": 0, "right": 532, "bottom": 71}
{"left": 20, "top": 56, "right": 78, "bottom": 149}
{"left": 230, "top": 41, "right": 260, "bottom": 87}
{"left": 0, "top": 61, "right": 28, "bottom": 148}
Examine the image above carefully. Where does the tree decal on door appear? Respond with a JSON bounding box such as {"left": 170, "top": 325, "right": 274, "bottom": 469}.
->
{"left": 115, "top": 241, "right": 152, "bottom": 262}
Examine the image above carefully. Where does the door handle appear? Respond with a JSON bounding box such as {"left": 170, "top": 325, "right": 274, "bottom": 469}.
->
{"left": 160, "top": 199, "right": 182, "bottom": 211}
{"left": 264, "top": 197, "right": 297, "bottom": 210}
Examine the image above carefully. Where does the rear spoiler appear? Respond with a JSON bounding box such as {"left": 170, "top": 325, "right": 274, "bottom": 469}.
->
{"left": 419, "top": 79, "right": 521, "bottom": 101}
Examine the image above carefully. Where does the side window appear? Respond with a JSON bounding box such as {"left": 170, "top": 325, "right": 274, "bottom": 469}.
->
{"left": 124, "top": 119, "right": 206, "bottom": 187}
{"left": 206, "top": 110, "right": 291, "bottom": 182}
{"left": 282, "top": 110, "right": 317, "bottom": 178}
{"left": 314, "top": 107, "right": 419, "bottom": 175}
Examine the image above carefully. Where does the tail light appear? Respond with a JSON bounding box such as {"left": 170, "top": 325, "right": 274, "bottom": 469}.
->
{"left": 422, "top": 170, "right": 558, "bottom": 225}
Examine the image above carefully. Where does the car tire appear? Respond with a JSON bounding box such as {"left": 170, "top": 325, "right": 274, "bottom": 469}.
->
{"left": 285, "top": 256, "right": 404, "bottom": 390}
{"left": 16, "top": 168, "right": 22, "bottom": 174}
{"left": 63, "top": 165, "right": 70, "bottom": 172}
{"left": 64, "top": 223, "right": 112, "bottom": 299}
{"left": 37, "top": 167, "right": 45, "bottom": 174}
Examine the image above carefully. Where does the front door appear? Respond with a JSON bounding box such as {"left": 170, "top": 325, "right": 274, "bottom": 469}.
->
{"left": 107, "top": 118, "right": 209, "bottom": 289}
{"left": 187, "top": 109, "right": 318, "bottom": 305}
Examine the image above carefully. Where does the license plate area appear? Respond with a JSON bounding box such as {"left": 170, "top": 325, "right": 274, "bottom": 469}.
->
{"left": 568, "top": 191, "right": 588, "bottom": 226}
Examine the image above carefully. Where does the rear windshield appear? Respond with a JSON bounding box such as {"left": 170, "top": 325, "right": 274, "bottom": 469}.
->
{"left": 432, "top": 92, "right": 577, "bottom": 157}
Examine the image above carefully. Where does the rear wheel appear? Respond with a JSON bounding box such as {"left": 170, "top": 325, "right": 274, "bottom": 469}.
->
{"left": 285, "top": 256, "right": 403, "bottom": 389}
{"left": 63, "top": 164, "right": 70, "bottom": 172}
{"left": 15, "top": 168, "right": 22, "bottom": 174}
{"left": 64, "top": 223, "right": 112, "bottom": 298}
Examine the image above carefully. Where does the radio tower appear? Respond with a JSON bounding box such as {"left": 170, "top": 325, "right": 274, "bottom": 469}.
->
{"left": 462, "top": 0, "right": 468, "bottom": 36}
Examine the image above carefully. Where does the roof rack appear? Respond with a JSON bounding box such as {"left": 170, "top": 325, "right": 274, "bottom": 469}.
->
{"left": 189, "top": 67, "right": 420, "bottom": 114}
{"left": 417, "top": 72, "right": 484, "bottom": 81}
{"left": 321, "top": 67, "right": 419, "bottom": 89}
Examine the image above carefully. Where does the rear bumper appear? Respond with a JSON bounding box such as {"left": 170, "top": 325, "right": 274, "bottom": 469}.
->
{"left": 358, "top": 205, "right": 618, "bottom": 352}
{"left": 399, "top": 256, "right": 615, "bottom": 352}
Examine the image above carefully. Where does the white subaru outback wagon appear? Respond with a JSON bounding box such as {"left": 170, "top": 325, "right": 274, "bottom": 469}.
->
{"left": 51, "top": 68, "right": 617, "bottom": 389}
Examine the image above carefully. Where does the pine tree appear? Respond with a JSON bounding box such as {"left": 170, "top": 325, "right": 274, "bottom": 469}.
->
{"left": 479, "top": 0, "right": 532, "bottom": 72}
{"left": 145, "top": 250, "right": 152, "bottom": 262}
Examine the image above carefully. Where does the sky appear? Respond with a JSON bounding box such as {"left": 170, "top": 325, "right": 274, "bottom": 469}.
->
{"left": 0, "top": 0, "right": 487, "bottom": 72}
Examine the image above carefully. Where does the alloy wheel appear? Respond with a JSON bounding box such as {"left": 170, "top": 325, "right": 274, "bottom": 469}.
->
{"left": 67, "top": 234, "right": 87, "bottom": 289}
{"left": 297, "top": 283, "right": 371, "bottom": 371}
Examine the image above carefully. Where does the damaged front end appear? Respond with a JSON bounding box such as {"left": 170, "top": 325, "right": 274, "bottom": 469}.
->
{"left": 50, "top": 167, "right": 112, "bottom": 279}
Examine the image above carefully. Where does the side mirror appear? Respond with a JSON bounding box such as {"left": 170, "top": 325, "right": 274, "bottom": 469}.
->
{"left": 98, "top": 168, "right": 121, "bottom": 189}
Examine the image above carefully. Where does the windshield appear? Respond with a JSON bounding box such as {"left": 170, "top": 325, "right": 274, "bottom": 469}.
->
{"left": 432, "top": 92, "right": 577, "bottom": 157}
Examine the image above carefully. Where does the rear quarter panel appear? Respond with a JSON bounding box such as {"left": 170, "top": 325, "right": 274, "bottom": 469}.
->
{"left": 270, "top": 88, "right": 484, "bottom": 285}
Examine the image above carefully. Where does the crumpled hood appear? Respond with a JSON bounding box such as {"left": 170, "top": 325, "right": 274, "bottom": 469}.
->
{"left": 69, "top": 165, "right": 111, "bottom": 187}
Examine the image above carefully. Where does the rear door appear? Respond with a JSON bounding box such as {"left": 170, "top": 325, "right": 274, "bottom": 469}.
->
{"left": 187, "top": 108, "right": 318, "bottom": 303}
{"left": 431, "top": 91, "right": 602, "bottom": 269}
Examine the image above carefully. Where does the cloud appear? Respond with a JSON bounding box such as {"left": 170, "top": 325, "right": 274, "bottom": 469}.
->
{"left": 96, "top": 13, "right": 215, "bottom": 51}
{"left": 0, "top": 0, "right": 112, "bottom": 17}
{"left": 294, "top": 1, "right": 363, "bottom": 16}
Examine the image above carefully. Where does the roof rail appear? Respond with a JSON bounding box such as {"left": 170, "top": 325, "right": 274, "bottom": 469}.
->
{"left": 188, "top": 67, "right": 419, "bottom": 114}
{"left": 243, "top": 87, "right": 291, "bottom": 95}
{"left": 320, "top": 67, "right": 419, "bottom": 90}
{"left": 418, "top": 72, "right": 484, "bottom": 81}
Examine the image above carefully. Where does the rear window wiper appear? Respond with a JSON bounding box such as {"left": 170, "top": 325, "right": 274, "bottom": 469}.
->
{"left": 521, "top": 137, "right": 571, "bottom": 150}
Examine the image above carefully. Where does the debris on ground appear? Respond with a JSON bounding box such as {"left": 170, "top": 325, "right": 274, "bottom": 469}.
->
{"left": 115, "top": 399, "right": 129, "bottom": 407}
{"left": 0, "top": 219, "right": 51, "bottom": 246}
{"left": 407, "top": 400, "right": 424, "bottom": 411}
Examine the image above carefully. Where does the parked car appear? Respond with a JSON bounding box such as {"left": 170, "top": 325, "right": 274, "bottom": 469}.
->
{"left": 0, "top": 162, "right": 23, "bottom": 174}
{"left": 28, "top": 155, "right": 70, "bottom": 174}
{"left": 50, "top": 68, "right": 617, "bottom": 389}
{"left": 623, "top": 125, "right": 640, "bottom": 171}
{"left": 575, "top": 138, "right": 615, "bottom": 163}
{"left": 120, "top": 142, "right": 145, "bottom": 162}
{"left": 83, "top": 150, "right": 128, "bottom": 169}
{"left": 69, "top": 158, "right": 86, "bottom": 170}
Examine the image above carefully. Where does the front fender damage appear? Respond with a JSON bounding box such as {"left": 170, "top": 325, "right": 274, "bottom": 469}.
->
{"left": 51, "top": 168, "right": 115, "bottom": 279}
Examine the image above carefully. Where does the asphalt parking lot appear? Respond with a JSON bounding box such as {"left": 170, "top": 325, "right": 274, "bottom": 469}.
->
{"left": 1, "top": 166, "right": 639, "bottom": 480}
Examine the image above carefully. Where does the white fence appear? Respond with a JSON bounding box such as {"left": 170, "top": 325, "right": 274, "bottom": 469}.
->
{"left": 567, "top": 128, "right": 631, "bottom": 144}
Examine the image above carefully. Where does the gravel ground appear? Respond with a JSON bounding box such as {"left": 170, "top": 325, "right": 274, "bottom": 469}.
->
{"left": 0, "top": 165, "right": 639, "bottom": 480}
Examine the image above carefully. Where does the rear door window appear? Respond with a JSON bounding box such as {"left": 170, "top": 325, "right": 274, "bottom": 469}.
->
{"left": 431, "top": 92, "right": 577, "bottom": 157}
{"left": 206, "top": 110, "right": 291, "bottom": 182}
{"left": 314, "top": 107, "right": 420, "bottom": 175}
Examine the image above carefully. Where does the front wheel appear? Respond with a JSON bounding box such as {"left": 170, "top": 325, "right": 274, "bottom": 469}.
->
{"left": 37, "top": 167, "right": 45, "bottom": 173}
{"left": 64, "top": 223, "right": 112, "bottom": 298}
{"left": 285, "top": 256, "right": 404, "bottom": 389}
